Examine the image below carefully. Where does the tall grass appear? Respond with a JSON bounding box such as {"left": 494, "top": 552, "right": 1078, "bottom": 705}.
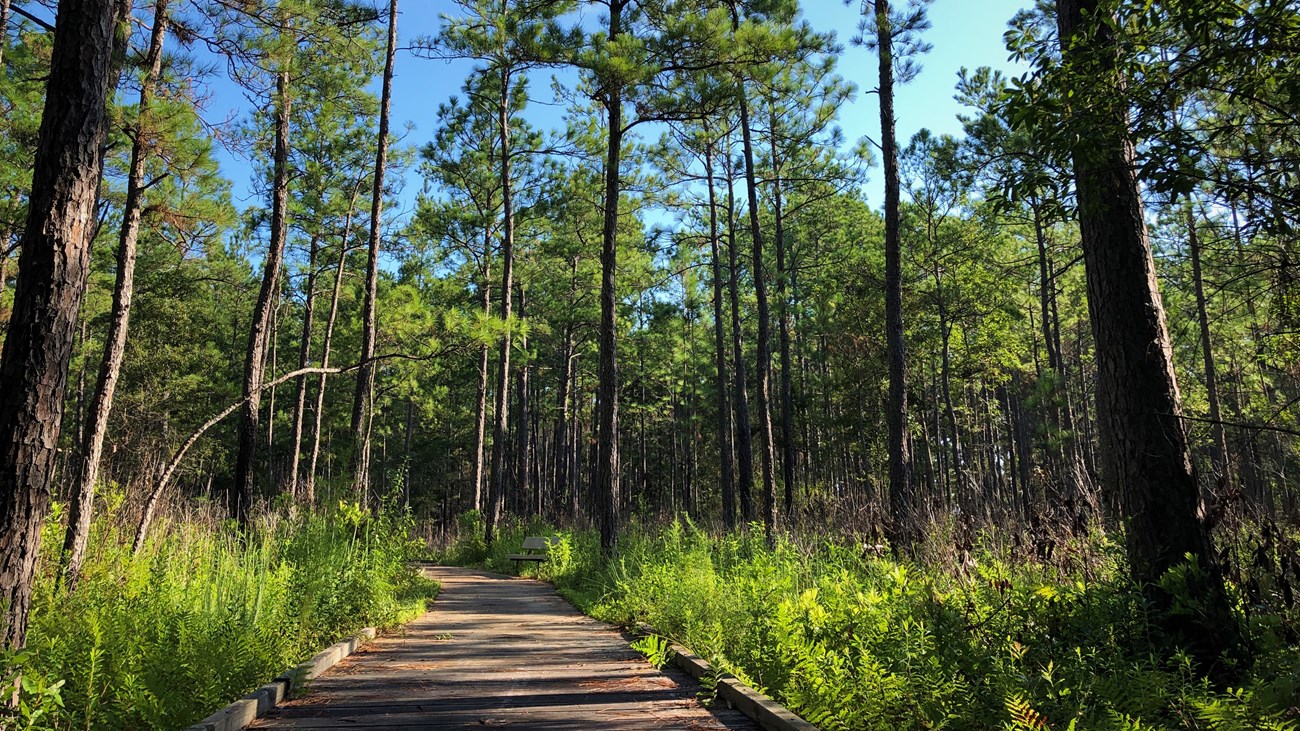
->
{"left": 448, "top": 516, "right": 1300, "bottom": 731}
{"left": 4, "top": 502, "right": 436, "bottom": 730}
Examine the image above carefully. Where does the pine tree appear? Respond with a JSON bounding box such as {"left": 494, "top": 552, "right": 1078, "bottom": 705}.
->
{"left": 0, "top": 0, "right": 120, "bottom": 649}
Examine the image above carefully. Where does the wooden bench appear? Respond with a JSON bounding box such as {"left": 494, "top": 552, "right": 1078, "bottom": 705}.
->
{"left": 507, "top": 536, "right": 554, "bottom": 575}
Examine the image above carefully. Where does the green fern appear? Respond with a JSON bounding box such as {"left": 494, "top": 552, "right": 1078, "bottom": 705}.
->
{"left": 631, "top": 634, "right": 676, "bottom": 670}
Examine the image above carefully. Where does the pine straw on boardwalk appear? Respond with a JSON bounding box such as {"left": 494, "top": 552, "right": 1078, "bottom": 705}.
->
{"left": 252, "top": 567, "right": 758, "bottom": 730}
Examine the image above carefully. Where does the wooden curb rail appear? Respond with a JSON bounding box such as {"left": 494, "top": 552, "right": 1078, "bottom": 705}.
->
{"left": 636, "top": 624, "right": 819, "bottom": 731}
{"left": 183, "top": 627, "right": 377, "bottom": 731}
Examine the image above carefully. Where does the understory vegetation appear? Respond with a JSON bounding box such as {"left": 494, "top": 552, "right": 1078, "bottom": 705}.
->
{"left": 1, "top": 502, "right": 435, "bottom": 731}
{"left": 4, "top": 1, "right": 1300, "bottom": 730}
{"left": 445, "top": 515, "right": 1300, "bottom": 731}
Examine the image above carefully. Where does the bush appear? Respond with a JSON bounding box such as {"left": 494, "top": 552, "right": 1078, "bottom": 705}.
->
{"left": 3, "top": 504, "right": 437, "bottom": 730}
{"left": 443, "top": 517, "right": 1300, "bottom": 731}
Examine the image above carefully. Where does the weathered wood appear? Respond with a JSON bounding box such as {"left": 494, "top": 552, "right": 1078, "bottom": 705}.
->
{"left": 252, "top": 567, "right": 755, "bottom": 730}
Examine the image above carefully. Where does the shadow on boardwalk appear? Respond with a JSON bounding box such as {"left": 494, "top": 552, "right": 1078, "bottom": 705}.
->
{"left": 252, "top": 566, "right": 758, "bottom": 730}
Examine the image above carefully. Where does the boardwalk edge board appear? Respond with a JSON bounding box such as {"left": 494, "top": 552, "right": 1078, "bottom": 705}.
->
{"left": 182, "top": 627, "right": 378, "bottom": 731}
{"left": 636, "top": 624, "right": 819, "bottom": 731}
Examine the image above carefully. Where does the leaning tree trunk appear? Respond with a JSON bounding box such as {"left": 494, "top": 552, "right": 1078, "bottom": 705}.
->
{"left": 61, "top": 0, "right": 169, "bottom": 590}
{"left": 232, "top": 60, "right": 292, "bottom": 527}
{"left": 1057, "top": 0, "right": 1239, "bottom": 668}
{"left": 0, "top": 0, "right": 118, "bottom": 649}
{"left": 705, "top": 142, "right": 737, "bottom": 528}
{"left": 350, "top": 0, "right": 398, "bottom": 498}
{"left": 135, "top": 365, "right": 347, "bottom": 553}
{"left": 876, "top": 0, "right": 914, "bottom": 551}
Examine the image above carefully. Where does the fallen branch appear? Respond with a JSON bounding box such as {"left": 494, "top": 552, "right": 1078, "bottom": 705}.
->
{"left": 131, "top": 344, "right": 459, "bottom": 553}
{"left": 132, "top": 365, "right": 351, "bottom": 553}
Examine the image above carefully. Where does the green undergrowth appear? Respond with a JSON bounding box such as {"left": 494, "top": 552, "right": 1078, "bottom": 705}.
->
{"left": 444, "top": 514, "right": 1300, "bottom": 731}
{"left": 3, "top": 502, "right": 437, "bottom": 730}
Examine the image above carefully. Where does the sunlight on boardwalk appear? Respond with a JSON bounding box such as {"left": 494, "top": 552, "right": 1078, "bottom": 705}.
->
{"left": 252, "top": 566, "right": 757, "bottom": 730}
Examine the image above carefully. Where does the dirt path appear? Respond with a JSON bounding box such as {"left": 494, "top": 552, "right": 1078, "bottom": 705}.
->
{"left": 252, "top": 566, "right": 757, "bottom": 730}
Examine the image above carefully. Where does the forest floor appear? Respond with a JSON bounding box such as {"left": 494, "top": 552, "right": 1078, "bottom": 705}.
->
{"left": 251, "top": 565, "right": 755, "bottom": 730}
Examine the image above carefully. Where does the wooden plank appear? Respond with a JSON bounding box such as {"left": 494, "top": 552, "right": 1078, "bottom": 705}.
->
{"left": 251, "top": 567, "right": 757, "bottom": 731}
{"left": 521, "top": 536, "right": 550, "bottom": 550}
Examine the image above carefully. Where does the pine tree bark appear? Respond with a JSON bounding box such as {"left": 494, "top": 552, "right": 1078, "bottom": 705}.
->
{"left": 1057, "top": 0, "right": 1238, "bottom": 666}
{"left": 484, "top": 67, "right": 517, "bottom": 547}
{"left": 596, "top": 0, "right": 625, "bottom": 554}
{"left": 876, "top": 0, "right": 914, "bottom": 550}
{"left": 0, "top": 0, "right": 118, "bottom": 648}
{"left": 1186, "top": 205, "right": 1229, "bottom": 486}
{"left": 306, "top": 184, "right": 361, "bottom": 506}
{"left": 705, "top": 142, "right": 737, "bottom": 528}
{"left": 403, "top": 397, "right": 413, "bottom": 507}
{"left": 471, "top": 236, "right": 491, "bottom": 512}
{"left": 61, "top": 0, "right": 169, "bottom": 589}
{"left": 350, "top": 0, "right": 398, "bottom": 497}
{"left": 233, "top": 61, "right": 292, "bottom": 527}
{"left": 552, "top": 257, "right": 577, "bottom": 519}
{"left": 769, "top": 112, "right": 797, "bottom": 519}
{"left": 513, "top": 287, "right": 532, "bottom": 514}
{"left": 732, "top": 11, "right": 778, "bottom": 544}
{"left": 724, "top": 146, "right": 754, "bottom": 522}
{"left": 287, "top": 232, "right": 320, "bottom": 499}
{"left": 0, "top": 0, "right": 11, "bottom": 68}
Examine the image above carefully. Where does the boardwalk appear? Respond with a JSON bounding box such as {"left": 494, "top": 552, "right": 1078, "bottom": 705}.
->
{"left": 252, "top": 566, "right": 758, "bottom": 730}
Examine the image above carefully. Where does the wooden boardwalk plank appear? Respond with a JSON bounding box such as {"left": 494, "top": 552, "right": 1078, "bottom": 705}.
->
{"left": 252, "top": 566, "right": 758, "bottom": 730}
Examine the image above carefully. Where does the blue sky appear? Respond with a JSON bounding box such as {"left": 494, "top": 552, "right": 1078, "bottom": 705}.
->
{"left": 202, "top": 0, "right": 1032, "bottom": 217}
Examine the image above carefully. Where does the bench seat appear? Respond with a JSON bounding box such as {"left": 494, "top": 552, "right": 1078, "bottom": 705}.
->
{"left": 509, "top": 536, "right": 555, "bottom": 575}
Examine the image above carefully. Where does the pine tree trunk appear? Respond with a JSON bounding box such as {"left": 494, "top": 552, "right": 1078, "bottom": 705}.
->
{"left": 288, "top": 233, "right": 320, "bottom": 500}
{"left": 471, "top": 239, "right": 491, "bottom": 512}
{"left": 266, "top": 287, "right": 280, "bottom": 488}
{"left": 934, "top": 257, "right": 964, "bottom": 508}
{"left": 403, "top": 398, "right": 413, "bottom": 507}
{"left": 0, "top": 0, "right": 118, "bottom": 648}
{"left": 350, "top": 0, "right": 397, "bottom": 495}
{"left": 306, "top": 184, "right": 360, "bottom": 506}
{"left": 552, "top": 260, "right": 577, "bottom": 518}
{"left": 485, "top": 67, "right": 516, "bottom": 547}
{"left": 769, "top": 114, "right": 797, "bottom": 520}
{"left": 233, "top": 59, "right": 292, "bottom": 527}
{"left": 0, "top": 0, "right": 11, "bottom": 70}
{"left": 595, "top": 0, "right": 625, "bottom": 554}
{"left": 876, "top": 0, "right": 914, "bottom": 550}
{"left": 1057, "top": 0, "right": 1238, "bottom": 666}
{"left": 61, "top": 0, "right": 168, "bottom": 589}
{"left": 705, "top": 142, "right": 736, "bottom": 528}
{"left": 1033, "top": 207, "right": 1070, "bottom": 496}
{"left": 514, "top": 287, "right": 532, "bottom": 515}
{"left": 724, "top": 137, "right": 754, "bottom": 522}
{"left": 733, "top": 11, "right": 778, "bottom": 544}
{"left": 1187, "top": 205, "right": 1229, "bottom": 486}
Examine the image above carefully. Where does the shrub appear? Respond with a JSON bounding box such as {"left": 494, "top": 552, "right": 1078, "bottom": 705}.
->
{"left": 2, "top": 505, "right": 436, "bottom": 730}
